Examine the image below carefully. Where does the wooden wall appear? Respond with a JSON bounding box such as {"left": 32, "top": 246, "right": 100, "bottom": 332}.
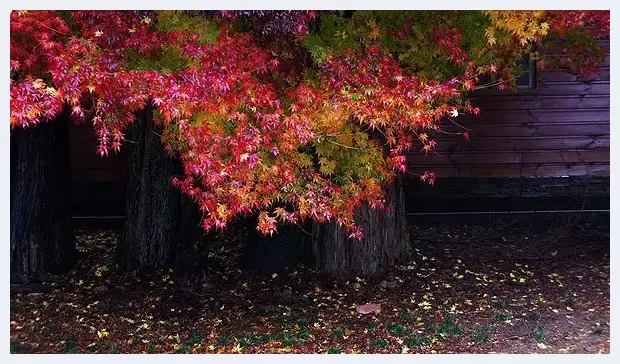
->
{"left": 407, "top": 40, "right": 610, "bottom": 179}
{"left": 69, "top": 126, "right": 128, "bottom": 216}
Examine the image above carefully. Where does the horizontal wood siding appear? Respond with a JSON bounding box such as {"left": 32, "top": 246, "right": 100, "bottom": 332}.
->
{"left": 69, "top": 125, "right": 128, "bottom": 182}
{"left": 407, "top": 41, "right": 610, "bottom": 178}
{"left": 69, "top": 124, "right": 128, "bottom": 216}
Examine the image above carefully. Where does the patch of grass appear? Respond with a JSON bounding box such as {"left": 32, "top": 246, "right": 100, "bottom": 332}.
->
{"left": 450, "top": 325, "right": 464, "bottom": 335}
{"left": 239, "top": 333, "right": 271, "bottom": 347}
{"left": 366, "top": 321, "right": 379, "bottom": 330}
{"left": 491, "top": 300, "right": 505, "bottom": 309}
{"left": 405, "top": 336, "right": 433, "bottom": 348}
{"left": 470, "top": 327, "right": 490, "bottom": 343}
{"left": 145, "top": 345, "right": 156, "bottom": 354}
{"left": 186, "top": 330, "right": 202, "bottom": 346}
{"left": 47, "top": 323, "right": 58, "bottom": 332}
{"left": 60, "top": 339, "right": 77, "bottom": 354}
{"left": 237, "top": 336, "right": 252, "bottom": 349}
{"left": 532, "top": 326, "right": 547, "bottom": 343}
{"left": 332, "top": 328, "right": 344, "bottom": 338}
{"left": 176, "top": 330, "right": 203, "bottom": 353}
{"left": 388, "top": 323, "right": 413, "bottom": 336}
{"left": 495, "top": 313, "right": 511, "bottom": 322}
{"left": 435, "top": 316, "right": 464, "bottom": 340}
{"left": 276, "top": 330, "right": 293, "bottom": 341}
{"left": 10, "top": 340, "right": 23, "bottom": 354}
{"left": 253, "top": 334, "right": 272, "bottom": 344}
{"left": 266, "top": 327, "right": 310, "bottom": 348}
{"left": 296, "top": 327, "right": 311, "bottom": 341}
{"left": 373, "top": 338, "right": 389, "bottom": 349}
{"left": 327, "top": 347, "right": 341, "bottom": 354}
{"left": 434, "top": 326, "right": 448, "bottom": 340}
{"left": 87, "top": 342, "right": 101, "bottom": 352}
{"left": 274, "top": 330, "right": 295, "bottom": 347}
{"left": 216, "top": 335, "right": 234, "bottom": 347}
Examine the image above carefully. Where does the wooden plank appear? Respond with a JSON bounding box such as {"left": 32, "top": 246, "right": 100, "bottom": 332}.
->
{"left": 473, "top": 79, "right": 609, "bottom": 96}
{"left": 541, "top": 55, "right": 610, "bottom": 68}
{"left": 451, "top": 109, "right": 609, "bottom": 125}
{"left": 428, "top": 136, "right": 609, "bottom": 152}
{"left": 470, "top": 95, "right": 609, "bottom": 110}
{"left": 404, "top": 176, "right": 610, "bottom": 197}
{"left": 407, "top": 150, "right": 609, "bottom": 165}
{"left": 521, "top": 150, "right": 609, "bottom": 164}
{"left": 407, "top": 163, "right": 610, "bottom": 178}
{"left": 539, "top": 51, "right": 609, "bottom": 66}
{"left": 537, "top": 81, "right": 609, "bottom": 96}
{"left": 408, "top": 152, "right": 521, "bottom": 165}
{"left": 540, "top": 68, "right": 610, "bottom": 82}
{"left": 405, "top": 197, "right": 609, "bottom": 213}
{"left": 537, "top": 95, "right": 609, "bottom": 109}
{"left": 439, "top": 122, "right": 610, "bottom": 138}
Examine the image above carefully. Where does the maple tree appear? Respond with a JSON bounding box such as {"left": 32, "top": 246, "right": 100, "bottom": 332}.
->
{"left": 10, "top": 10, "right": 609, "bottom": 244}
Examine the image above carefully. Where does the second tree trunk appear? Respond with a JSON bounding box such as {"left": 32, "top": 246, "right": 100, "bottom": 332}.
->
{"left": 310, "top": 178, "right": 410, "bottom": 280}
{"left": 119, "top": 108, "right": 199, "bottom": 271}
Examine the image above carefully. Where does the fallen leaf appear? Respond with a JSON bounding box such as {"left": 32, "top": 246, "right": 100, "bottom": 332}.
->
{"left": 356, "top": 303, "right": 381, "bottom": 314}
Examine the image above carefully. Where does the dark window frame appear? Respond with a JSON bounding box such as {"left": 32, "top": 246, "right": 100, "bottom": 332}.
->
{"left": 515, "top": 53, "right": 537, "bottom": 91}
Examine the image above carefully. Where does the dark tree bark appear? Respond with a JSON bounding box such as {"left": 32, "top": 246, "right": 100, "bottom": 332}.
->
{"left": 119, "top": 108, "right": 201, "bottom": 271}
{"left": 10, "top": 112, "right": 76, "bottom": 284}
{"left": 310, "top": 178, "right": 410, "bottom": 280}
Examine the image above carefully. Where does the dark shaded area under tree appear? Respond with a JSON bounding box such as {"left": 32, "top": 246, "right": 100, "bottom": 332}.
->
{"left": 241, "top": 219, "right": 312, "bottom": 276}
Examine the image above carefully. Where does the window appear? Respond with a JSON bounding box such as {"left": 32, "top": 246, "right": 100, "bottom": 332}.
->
{"left": 515, "top": 53, "right": 537, "bottom": 90}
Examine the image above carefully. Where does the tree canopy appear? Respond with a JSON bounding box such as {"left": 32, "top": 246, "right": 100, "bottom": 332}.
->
{"left": 10, "top": 10, "right": 609, "bottom": 238}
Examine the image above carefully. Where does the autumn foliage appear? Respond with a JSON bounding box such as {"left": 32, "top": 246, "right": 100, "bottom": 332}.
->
{"left": 10, "top": 10, "right": 609, "bottom": 238}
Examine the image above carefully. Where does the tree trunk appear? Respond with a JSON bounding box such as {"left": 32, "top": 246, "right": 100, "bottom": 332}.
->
{"left": 119, "top": 108, "right": 197, "bottom": 271}
{"left": 311, "top": 178, "right": 410, "bottom": 280}
{"left": 10, "top": 113, "right": 76, "bottom": 283}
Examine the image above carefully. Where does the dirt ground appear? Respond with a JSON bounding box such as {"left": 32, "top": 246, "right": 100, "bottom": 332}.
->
{"left": 10, "top": 215, "right": 610, "bottom": 354}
